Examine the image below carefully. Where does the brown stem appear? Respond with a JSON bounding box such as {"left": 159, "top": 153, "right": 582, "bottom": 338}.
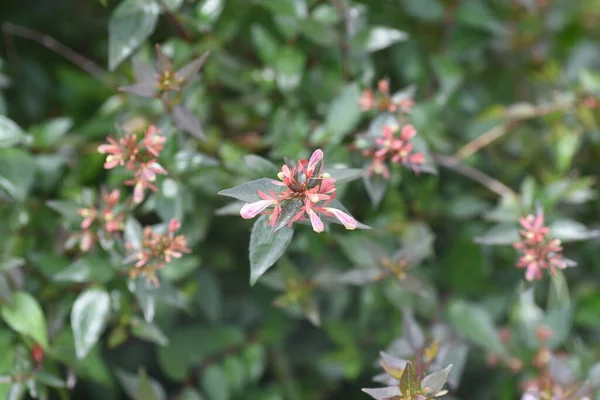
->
{"left": 455, "top": 99, "right": 576, "bottom": 160}
{"left": 330, "top": 0, "right": 351, "bottom": 81}
{"left": 157, "top": 0, "right": 193, "bottom": 43}
{"left": 432, "top": 153, "right": 519, "bottom": 200}
{"left": 2, "top": 22, "right": 107, "bottom": 82}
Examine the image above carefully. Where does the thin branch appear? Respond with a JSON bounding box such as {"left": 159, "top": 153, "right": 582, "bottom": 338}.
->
{"left": 157, "top": 0, "right": 193, "bottom": 43}
{"left": 330, "top": 0, "right": 351, "bottom": 81}
{"left": 433, "top": 153, "right": 519, "bottom": 199}
{"left": 2, "top": 22, "right": 107, "bottom": 81}
{"left": 455, "top": 99, "right": 577, "bottom": 160}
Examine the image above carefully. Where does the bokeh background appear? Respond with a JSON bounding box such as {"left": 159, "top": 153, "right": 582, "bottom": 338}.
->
{"left": 1, "top": 0, "right": 600, "bottom": 399}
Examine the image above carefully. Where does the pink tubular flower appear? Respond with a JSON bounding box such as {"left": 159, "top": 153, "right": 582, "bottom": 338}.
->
{"left": 128, "top": 218, "right": 191, "bottom": 285}
{"left": 98, "top": 125, "right": 167, "bottom": 204}
{"left": 362, "top": 124, "right": 426, "bottom": 178}
{"left": 359, "top": 79, "right": 414, "bottom": 114}
{"left": 324, "top": 207, "right": 358, "bottom": 230}
{"left": 73, "top": 188, "right": 125, "bottom": 252}
{"left": 241, "top": 190, "right": 280, "bottom": 220}
{"left": 513, "top": 210, "right": 570, "bottom": 281}
{"left": 232, "top": 149, "right": 365, "bottom": 233}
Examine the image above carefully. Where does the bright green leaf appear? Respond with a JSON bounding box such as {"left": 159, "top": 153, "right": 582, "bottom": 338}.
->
{"left": 1, "top": 291, "right": 49, "bottom": 349}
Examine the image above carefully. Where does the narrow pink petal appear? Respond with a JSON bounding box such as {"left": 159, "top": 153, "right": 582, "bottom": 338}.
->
{"left": 133, "top": 182, "right": 145, "bottom": 204}
{"left": 525, "top": 264, "right": 539, "bottom": 281}
{"left": 307, "top": 149, "right": 324, "bottom": 174}
{"left": 308, "top": 209, "right": 324, "bottom": 233}
{"left": 169, "top": 219, "right": 181, "bottom": 233}
{"left": 400, "top": 124, "right": 417, "bottom": 141}
{"left": 325, "top": 208, "right": 357, "bottom": 230}
{"left": 240, "top": 200, "right": 273, "bottom": 219}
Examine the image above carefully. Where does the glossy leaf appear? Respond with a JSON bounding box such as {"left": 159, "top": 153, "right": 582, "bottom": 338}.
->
{"left": 71, "top": 288, "right": 111, "bottom": 359}
{"left": 108, "top": 0, "right": 160, "bottom": 70}
{"left": 249, "top": 215, "right": 294, "bottom": 285}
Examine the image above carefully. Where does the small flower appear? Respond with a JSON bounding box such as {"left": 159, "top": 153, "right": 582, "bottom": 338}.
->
{"left": 324, "top": 207, "right": 358, "bottom": 230}
{"left": 98, "top": 125, "right": 167, "bottom": 204}
{"left": 127, "top": 219, "right": 191, "bottom": 285}
{"left": 359, "top": 79, "right": 414, "bottom": 114}
{"left": 241, "top": 190, "right": 281, "bottom": 220}
{"left": 513, "top": 210, "right": 571, "bottom": 281}
{"left": 225, "top": 149, "right": 367, "bottom": 233}
{"left": 362, "top": 124, "right": 426, "bottom": 178}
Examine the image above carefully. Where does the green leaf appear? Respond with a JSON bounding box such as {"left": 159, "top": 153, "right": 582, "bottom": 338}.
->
{"left": 361, "top": 387, "right": 401, "bottom": 400}
{"left": 108, "top": 0, "right": 160, "bottom": 70}
{"left": 0, "top": 274, "right": 12, "bottom": 304}
{"left": 0, "top": 116, "right": 26, "bottom": 148}
{"left": 71, "top": 288, "right": 111, "bottom": 359}
{"left": 363, "top": 173, "right": 388, "bottom": 207}
{"left": 366, "top": 27, "right": 408, "bottom": 52}
{"left": 130, "top": 317, "right": 169, "bottom": 346}
{"left": 548, "top": 219, "right": 600, "bottom": 242}
{"left": 218, "top": 178, "right": 282, "bottom": 203}
{"left": 249, "top": 215, "right": 294, "bottom": 286}
{"left": 473, "top": 223, "right": 519, "bottom": 245}
{"left": 250, "top": 25, "right": 280, "bottom": 64}
{"left": 242, "top": 343, "right": 266, "bottom": 382}
{"left": 401, "top": 0, "right": 444, "bottom": 22}
{"left": 179, "top": 388, "right": 205, "bottom": 400}
{"left": 0, "top": 148, "right": 36, "bottom": 202}
{"left": 421, "top": 364, "right": 452, "bottom": 395}
{"left": 399, "top": 362, "right": 419, "bottom": 395}
{"left": 201, "top": 365, "right": 230, "bottom": 400}
{"left": 30, "top": 117, "right": 72, "bottom": 149}
{"left": 274, "top": 46, "right": 306, "bottom": 92}
{"left": 325, "top": 83, "right": 362, "bottom": 144}
{"left": 1, "top": 291, "right": 49, "bottom": 349}
{"left": 243, "top": 155, "right": 278, "bottom": 177}
{"left": 448, "top": 300, "right": 506, "bottom": 356}
{"left": 401, "top": 308, "right": 425, "bottom": 350}
{"left": 137, "top": 368, "right": 161, "bottom": 400}
{"left": 157, "top": 325, "right": 244, "bottom": 381}
{"left": 53, "top": 257, "right": 115, "bottom": 284}
{"left": 116, "top": 368, "right": 166, "bottom": 400}
{"left": 325, "top": 167, "right": 364, "bottom": 184}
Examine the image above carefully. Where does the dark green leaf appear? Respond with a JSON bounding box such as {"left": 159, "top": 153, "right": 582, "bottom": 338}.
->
{"left": 250, "top": 215, "right": 294, "bottom": 285}
{"left": 325, "top": 83, "right": 362, "bottom": 144}
{"left": 448, "top": 300, "right": 506, "bottom": 356}
{"left": 218, "top": 178, "right": 281, "bottom": 203}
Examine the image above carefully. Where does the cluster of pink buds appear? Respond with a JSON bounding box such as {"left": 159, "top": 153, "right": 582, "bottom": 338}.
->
{"left": 98, "top": 125, "right": 167, "bottom": 204}
{"left": 362, "top": 124, "right": 425, "bottom": 178}
{"left": 75, "top": 189, "right": 125, "bottom": 251}
{"left": 513, "top": 211, "right": 568, "bottom": 281}
{"left": 240, "top": 150, "right": 361, "bottom": 233}
{"left": 127, "top": 219, "right": 190, "bottom": 285}
{"left": 359, "top": 79, "right": 414, "bottom": 113}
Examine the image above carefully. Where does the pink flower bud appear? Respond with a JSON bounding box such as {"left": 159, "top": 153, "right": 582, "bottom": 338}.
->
{"left": 308, "top": 209, "right": 324, "bottom": 233}
{"left": 240, "top": 200, "right": 275, "bottom": 219}
{"left": 325, "top": 208, "right": 357, "bottom": 230}
{"left": 307, "top": 149, "right": 324, "bottom": 175}
{"left": 169, "top": 219, "right": 181, "bottom": 233}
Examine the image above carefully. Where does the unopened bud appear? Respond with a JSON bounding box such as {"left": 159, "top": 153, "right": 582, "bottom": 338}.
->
{"left": 536, "top": 325, "right": 553, "bottom": 342}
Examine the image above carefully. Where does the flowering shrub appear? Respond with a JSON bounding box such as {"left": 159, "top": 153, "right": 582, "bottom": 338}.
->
{"left": 1, "top": 1, "right": 600, "bottom": 400}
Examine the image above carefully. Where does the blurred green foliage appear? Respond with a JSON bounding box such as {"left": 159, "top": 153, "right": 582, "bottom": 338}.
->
{"left": 1, "top": 0, "right": 600, "bottom": 399}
